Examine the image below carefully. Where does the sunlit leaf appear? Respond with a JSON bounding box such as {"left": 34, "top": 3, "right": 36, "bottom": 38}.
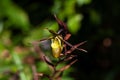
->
{"left": 77, "top": 0, "right": 92, "bottom": 6}
{"left": 0, "top": 0, "right": 30, "bottom": 31}
{"left": 67, "top": 14, "right": 83, "bottom": 34}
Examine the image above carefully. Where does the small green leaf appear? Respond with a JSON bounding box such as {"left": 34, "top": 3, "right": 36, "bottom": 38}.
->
{"left": 67, "top": 14, "right": 83, "bottom": 34}
{"left": 77, "top": 0, "right": 92, "bottom": 6}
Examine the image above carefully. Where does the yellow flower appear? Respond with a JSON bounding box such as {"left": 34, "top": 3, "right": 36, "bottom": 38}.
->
{"left": 51, "top": 36, "right": 63, "bottom": 58}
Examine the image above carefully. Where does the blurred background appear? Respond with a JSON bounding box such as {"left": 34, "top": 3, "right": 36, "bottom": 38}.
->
{"left": 0, "top": 0, "right": 120, "bottom": 80}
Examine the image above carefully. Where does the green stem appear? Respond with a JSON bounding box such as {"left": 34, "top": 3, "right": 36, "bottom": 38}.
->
{"left": 12, "top": 52, "right": 27, "bottom": 80}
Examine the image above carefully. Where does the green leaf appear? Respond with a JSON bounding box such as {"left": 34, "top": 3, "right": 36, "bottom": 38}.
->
{"left": 0, "top": 0, "right": 30, "bottom": 31}
{"left": 77, "top": 0, "right": 92, "bottom": 6}
{"left": 67, "top": 14, "right": 83, "bottom": 34}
